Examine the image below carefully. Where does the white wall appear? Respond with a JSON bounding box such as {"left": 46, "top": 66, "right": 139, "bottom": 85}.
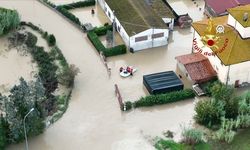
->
{"left": 227, "top": 14, "right": 250, "bottom": 38}
{"left": 98, "top": 0, "right": 130, "bottom": 45}
{"left": 228, "top": 61, "right": 250, "bottom": 85}
{"left": 130, "top": 28, "right": 169, "bottom": 51}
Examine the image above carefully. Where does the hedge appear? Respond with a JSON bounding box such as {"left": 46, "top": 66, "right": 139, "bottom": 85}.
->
{"left": 60, "top": 0, "right": 96, "bottom": 10}
{"left": 93, "top": 25, "right": 112, "bottom": 36}
{"left": 87, "top": 30, "right": 127, "bottom": 57}
{"left": 104, "top": 45, "right": 127, "bottom": 57}
{"left": 56, "top": 6, "right": 81, "bottom": 25}
{"left": 133, "top": 89, "right": 195, "bottom": 108}
{"left": 87, "top": 31, "right": 106, "bottom": 52}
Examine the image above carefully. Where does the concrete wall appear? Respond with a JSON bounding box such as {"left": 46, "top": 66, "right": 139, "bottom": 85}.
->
{"left": 228, "top": 61, "right": 250, "bottom": 85}
{"left": 228, "top": 14, "right": 250, "bottom": 38}
{"left": 130, "top": 28, "right": 169, "bottom": 51}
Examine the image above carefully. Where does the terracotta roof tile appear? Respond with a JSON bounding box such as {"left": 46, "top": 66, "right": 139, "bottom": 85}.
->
{"left": 176, "top": 53, "right": 217, "bottom": 83}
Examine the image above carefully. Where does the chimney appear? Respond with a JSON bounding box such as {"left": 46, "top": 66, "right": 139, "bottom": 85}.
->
{"left": 243, "top": 12, "right": 248, "bottom": 22}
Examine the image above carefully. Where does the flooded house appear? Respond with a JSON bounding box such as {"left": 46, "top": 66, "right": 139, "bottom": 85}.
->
{"left": 190, "top": 5, "right": 250, "bottom": 87}
{"left": 204, "top": 0, "right": 250, "bottom": 17}
{"left": 97, "top": 0, "right": 175, "bottom": 52}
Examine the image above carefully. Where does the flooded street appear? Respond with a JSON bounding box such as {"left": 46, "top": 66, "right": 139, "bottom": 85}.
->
{"left": 0, "top": 0, "right": 205, "bottom": 150}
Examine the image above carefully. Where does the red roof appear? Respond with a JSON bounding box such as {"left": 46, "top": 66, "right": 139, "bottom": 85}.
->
{"left": 176, "top": 53, "right": 217, "bottom": 83}
{"left": 205, "top": 0, "right": 250, "bottom": 15}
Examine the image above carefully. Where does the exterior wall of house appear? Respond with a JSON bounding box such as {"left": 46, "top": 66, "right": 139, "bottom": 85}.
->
{"left": 228, "top": 61, "right": 250, "bottom": 85}
{"left": 98, "top": 0, "right": 130, "bottom": 45}
{"left": 130, "top": 28, "right": 169, "bottom": 51}
{"left": 176, "top": 62, "right": 194, "bottom": 83}
{"left": 228, "top": 14, "right": 250, "bottom": 38}
{"left": 98, "top": 0, "right": 169, "bottom": 51}
{"left": 193, "top": 31, "right": 228, "bottom": 83}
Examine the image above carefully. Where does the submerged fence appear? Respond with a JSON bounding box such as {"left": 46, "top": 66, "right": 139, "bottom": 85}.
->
{"left": 114, "top": 84, "right": 124, "bottom": 111}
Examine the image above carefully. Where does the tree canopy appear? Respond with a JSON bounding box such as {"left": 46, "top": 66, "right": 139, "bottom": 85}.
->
{"left": 0, "top": 7, "right": 20, "bottom": 35}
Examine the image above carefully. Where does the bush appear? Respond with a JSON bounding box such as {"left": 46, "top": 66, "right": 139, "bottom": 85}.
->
{"left": 0, "top": 7, "right": 20, "bottom": 35}
{"left": 30, "top": 46, "right": 58, "bottom": 94}
{"left": 133, "top": 89, "right": 195, "bottom": 108}
{"left": 42, "top": 31, "right": 48, "bottom": 39}
{"left": 93, "top": 25, "right": 112, "bottom": 36}
{"left": 56, "top": 6, "right": 81, "bottom": 25}
{"left": 60, "top": 0, "right": 96, "bottom": 10}
{"left": 47, "top": 34, "right": 56, "bottom": 46}
{"left": 87, "top": 31, "right": 106, "bottom": 52}
{"left": 42, "top": 0, "right": 56, "bottom": 8}
{"left": 25, "top": 32, "right": 38, "bottom": 47}
{"left": 123, "top": 101, "right": 132, "bottom": 111}
{"left": 104, "top": 45, "right": 127, "bottom": 57}
{"left": 194, "top": 99, "right": 225, "bottom": 127}
{"left": 155, "top": 139, "right": 185, "bottom": 150}
{"left": 181, "top": 127, "right": 204, "bottom": 145}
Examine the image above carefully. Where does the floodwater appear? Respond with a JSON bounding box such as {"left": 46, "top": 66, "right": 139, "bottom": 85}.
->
{"left": 0, "top": 36, "right": 37, "bottom": 94}
{"left": 0, "top": 0, "right": 206, "bottom": 150}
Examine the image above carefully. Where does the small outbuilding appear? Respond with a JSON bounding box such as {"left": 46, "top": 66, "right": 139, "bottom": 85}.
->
{"left": 143, "top": 71, "right": 183, "bottom": 94}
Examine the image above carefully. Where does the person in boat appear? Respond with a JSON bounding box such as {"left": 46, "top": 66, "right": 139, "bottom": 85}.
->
{"left": 119, "top": 67, "right": 123, "bottom": 73}
{"left": 126, "top": 66, "right": 131, "bottom": 74}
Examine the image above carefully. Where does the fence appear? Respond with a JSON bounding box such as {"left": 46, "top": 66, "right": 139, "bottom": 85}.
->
{"left": 114, "top": 84, "right": 124, "bottom": 110}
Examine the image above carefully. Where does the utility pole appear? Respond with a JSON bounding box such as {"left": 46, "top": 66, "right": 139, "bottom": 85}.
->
{"left": 112, "top": 10, "right": 115, "bottom": 47}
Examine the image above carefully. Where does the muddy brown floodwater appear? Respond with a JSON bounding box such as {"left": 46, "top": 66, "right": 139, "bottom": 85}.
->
{"left": 0, "top": 0, "right": 205, "bottom": 150}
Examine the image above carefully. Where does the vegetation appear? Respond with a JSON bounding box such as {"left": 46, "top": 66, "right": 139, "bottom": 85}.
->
{"left": 47, "top": 34, "right": 56, "bottom": 46}
{"left": 133, "top": 89, "right": 195, "bottom": 108}
{"left": 0, "top": 7, "right": 20, "bottom": 35}
{"left": 56, "top": 6, "right": 81, "bottom": 25}
{"left": 87, "top": 26, "right": 127, "bottom": 57}
{"left": 181, "top": 127, "right": 204, "bottom": 145}
{"left": 194, "top": 99, "right": 224, "bottom": 128}
{"left": 59, "top": 0, "right": 96, "bottom": 10}
{"left": 25, "top": 32, "right": 38, "bottom": 47}
{"left": 0, "top": 78, "right": 45, "bottom": 143}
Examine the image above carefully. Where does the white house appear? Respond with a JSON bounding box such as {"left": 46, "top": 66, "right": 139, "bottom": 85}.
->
{"left": 191, "top": 4, "right": 250, "bottom": 87}
{"left": 98, "top": 0, "right": 175, "bottom": 52}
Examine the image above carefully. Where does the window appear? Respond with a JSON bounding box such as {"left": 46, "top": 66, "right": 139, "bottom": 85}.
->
{"left": 104, "top": 7, "right": 107, "bottom": 12}
{"left": 117, "top": 26, "right": 121, "bottom": 32}
{"left": 135, "top": 36, "right": 148, "bottom": 42}
{"left": 152, "top": 32, "right": 164, "bottom": 39}
{"left": 108, "top": 11, "right": 111, "bottom": 17}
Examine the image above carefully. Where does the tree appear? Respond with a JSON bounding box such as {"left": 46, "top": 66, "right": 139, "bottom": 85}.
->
{"left": 58, "top": 64, "right": 80, "bottom": 87}
{"left": 0, "top": 116, "right": 8, "bottom": 149}
{"left": 4, "top": 78, "right": 45, "bottom": 143}
{"left": 0, "top": 8, "right": 20, "bottom": 35}
{"left": 47, "top": 34, "right": 56, "bottom": 46}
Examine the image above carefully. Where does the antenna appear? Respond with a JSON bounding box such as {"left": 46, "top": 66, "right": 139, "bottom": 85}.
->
{"left": 243, "top": 12, "right": 248, "bottom": 22}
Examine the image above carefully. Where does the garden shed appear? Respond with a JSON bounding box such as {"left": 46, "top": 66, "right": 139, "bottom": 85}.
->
{"left": 143, "top": 71, "right": 183, "bottom": 94}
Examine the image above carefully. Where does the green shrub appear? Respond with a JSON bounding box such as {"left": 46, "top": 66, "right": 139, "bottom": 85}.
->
{"left": 155, "top": 139, "right": 185, "bottom": 150}
{"left": 0, "top": 7, "right": 20, "bottom": 35}
{"left": 133, "top": 89, "right": 195, "bottom": 108}
{"left": 42, "top": 0, "right": 56, "bottom": 8}
{"left": 104, "top": 45, "right": 127, "bottom": 57}
{"left": 93, "top": 25, "right": 112, "bottom": 36}
{"left": 25, "top": 32, "right": 37, "bottom": 47}
{"left": 60, "top": 0, "right": 96, "bottom": 10}
{"left": 56, "top": 6, "right": 81, "bottom": 25}
{"left": 30, "top": 46, "right": 58, "bottom": 94}
{"left": 123, "top": 101, "right": 132, "bottom": 111}
{"left": 181, "top": 127, "right": 204, "bottom": 145}
{"left": 47, "top": 34, "right": 56, "bottom": 46}
{"left": 194, "top": 99, "right": 225, "bottom": 127}
{"left": 87, "top": 31, "right": 106, "bottom": 52}
{"left": 42, "top": 31, "right": 48, "bottom": 38}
